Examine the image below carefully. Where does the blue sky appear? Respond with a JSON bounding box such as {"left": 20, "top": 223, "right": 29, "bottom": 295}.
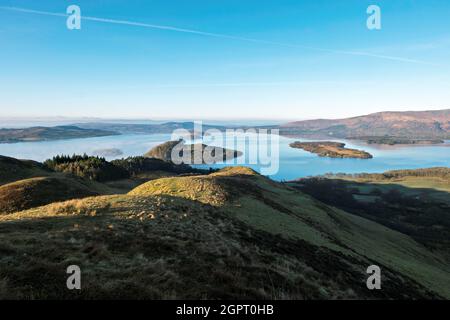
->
{"left": 0, "top": 0, "right": 449, "bottom": 120}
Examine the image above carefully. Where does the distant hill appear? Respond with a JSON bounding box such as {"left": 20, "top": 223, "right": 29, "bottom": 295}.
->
{"left": 71, "top": 109, "right": 450, "bottom": 143}
{"left": 281, "top": 109, "right": 450, "bottom": 140}
{"left": 0, "top": 125, "right": 117, "bottom": 143}
{"left": 74, "top": 122, "right": 227, "bottom": 134}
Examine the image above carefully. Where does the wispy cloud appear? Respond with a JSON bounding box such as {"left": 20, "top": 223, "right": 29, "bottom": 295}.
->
{"left": 142, "top": 80, "right": 377, "bottom": 88}
{"left": 0, "top": 6, "right": 437, "bottom": 66}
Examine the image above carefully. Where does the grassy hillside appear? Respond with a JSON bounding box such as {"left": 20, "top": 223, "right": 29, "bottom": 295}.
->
{"left": 0, "top": 176, "right": 102, "bottom": 214}
{"left": 329, "top": 167, "right": 450, "bottom": 194}
{"left": 0, "top": 154, "right": 211, "bottom": 215}
{"left": 0, "top": 155, "right": 52, "bottom": 185}
{"left": 289, "top": 168, "right": 450, "bottom": 260}
{"left": 0, "top": 197, "right": 436, "bottom": 299}
{"left": 0, "top": 165, "right": 448, "bottom": 299}
{"left": 129, "top": 167, "right": 450, "bottom": 299}
{"left": 0, "top": 155, "right": 128, "bottom": 214}
{"left": 105, "top": 157, "right": 212, "bottom": 192}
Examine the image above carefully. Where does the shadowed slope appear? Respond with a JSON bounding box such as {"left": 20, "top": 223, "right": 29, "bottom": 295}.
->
{"left": 0, "top": 193, "right": 439, "bottom": 299}
{"left": 0, "top": 176, "right": 103, "bottom": 214}
{"left": 0, "top": 155, "right": 51, "bottom": 185}
{"left": 129, "top": 167, "right": 450, "bottom": 298}
{"left": 0, "top": 167, "right": 448, "bottom": 299}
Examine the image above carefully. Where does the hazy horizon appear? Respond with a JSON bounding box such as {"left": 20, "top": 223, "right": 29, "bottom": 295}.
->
{"left": 0, "top": 107, "right": 448, "bottom": 125}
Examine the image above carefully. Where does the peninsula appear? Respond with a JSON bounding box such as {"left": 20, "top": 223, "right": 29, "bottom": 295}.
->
{"left": 0, "top": 126, "right": 118, "bottom": 143}
{"left": 351, "top": 136, "right": 445, "bottom": 145}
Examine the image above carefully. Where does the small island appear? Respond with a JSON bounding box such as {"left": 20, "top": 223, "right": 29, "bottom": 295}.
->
{"left": 290, "top": 141, "right": 373, "bottom": 159}
{"left": 351, "top": 136, "right": 445, "bottom": 145}
{"left": 145, "top": 140, "right": 242, "bottom": 164}
{"left": 92, "top": 148, "right": 124, "bottom": 157}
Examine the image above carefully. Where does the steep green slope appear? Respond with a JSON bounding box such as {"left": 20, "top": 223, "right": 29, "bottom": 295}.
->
{"left": 288, "top": 169, "right": 450, "bottom": 257}
{"left": 0, "top": 167, "right": 448, "bottom": 299}
{"left": 0, "top": 194, "right": 437, "bottom": 299}
{"left": 130, "top": 167, "right": 450, "bottom": 298}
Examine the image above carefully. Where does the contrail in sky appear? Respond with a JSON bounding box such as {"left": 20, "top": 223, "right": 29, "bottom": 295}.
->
{"left": 0, "top": 6, "right": 436, "bottom": 66}
{"left": 142, "top": 80, "right": 377, "bottom": 88}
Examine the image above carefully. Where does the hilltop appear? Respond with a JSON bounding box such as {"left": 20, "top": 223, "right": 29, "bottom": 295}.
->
{"left": 0, "top": 155, "right": 120, "bottom": 213}
{"left": 0, "top": 164, "right": 448, "bottom": 299}
{"left": 0, "top": 176, "right": 102, "bottom": 214}
{"left": 281, "top": 109, "right": 450, "bottom": 140}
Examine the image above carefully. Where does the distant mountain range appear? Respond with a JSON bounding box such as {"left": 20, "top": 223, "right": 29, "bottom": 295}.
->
{"left": 280, "top": 109, "right": 450, "bottom": 140}
{"left": 74, "top": 122, "right": 227, "bottom": 134}
{"left": 1, "top": 109, "right": 449, "bottom": 144}
{"left": 75, "top": 109, "right": 450, "bottom": 141}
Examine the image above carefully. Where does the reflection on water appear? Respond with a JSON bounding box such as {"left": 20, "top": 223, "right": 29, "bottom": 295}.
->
{"left": 0, "top": 133, "right": 449, "bottom": 181}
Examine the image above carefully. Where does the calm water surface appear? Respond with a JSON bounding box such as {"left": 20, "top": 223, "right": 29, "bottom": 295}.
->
{"left": 0, "top": 133, "right": 449, "bottom": 181}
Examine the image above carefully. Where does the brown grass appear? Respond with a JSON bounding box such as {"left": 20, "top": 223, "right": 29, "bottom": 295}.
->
{"left": 0, "top": 166, "right": 447, "bottom": 299}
